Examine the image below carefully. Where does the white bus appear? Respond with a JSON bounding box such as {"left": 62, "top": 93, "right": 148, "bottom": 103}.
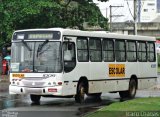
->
{"left": 9, "top": 28, "right": 157, "bottom": 103}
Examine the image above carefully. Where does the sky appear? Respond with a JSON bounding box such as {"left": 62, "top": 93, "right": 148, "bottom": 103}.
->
{"left": 93, "top": 0, "right": 134, "bottom": 22}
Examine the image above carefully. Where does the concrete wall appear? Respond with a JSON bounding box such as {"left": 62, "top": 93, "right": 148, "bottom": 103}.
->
{"left": 111, "top": 22, "right": 160, "bottom": 38}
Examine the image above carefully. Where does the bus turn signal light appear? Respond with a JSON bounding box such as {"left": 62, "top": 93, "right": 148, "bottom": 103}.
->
{"left": 58, "top": 82, "right": 62, "bottom": 85}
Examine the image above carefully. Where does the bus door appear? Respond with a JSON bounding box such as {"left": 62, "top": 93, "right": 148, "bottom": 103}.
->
{"left": 63, "top": 38, "right": 76, "bottom": 73}
{"left": 62, "top": 37, "right": 77, "bottom": 95}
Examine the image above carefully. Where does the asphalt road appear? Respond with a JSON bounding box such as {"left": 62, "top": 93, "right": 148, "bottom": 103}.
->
{"left": 0, "top": 77, "right": 160, "bottom": 117}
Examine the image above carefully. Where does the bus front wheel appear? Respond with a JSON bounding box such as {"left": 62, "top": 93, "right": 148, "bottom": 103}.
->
{"left": 119, "top": 79, "right": 137, "bottom": 99}
{"left": 87, "top": 93, "right": 102, "bottom": 98}
{"left": 75, "top": 82, "right": 86, "bottom": 103}
{"left": 30, "top": 94, "right": 41, "bottom": 103}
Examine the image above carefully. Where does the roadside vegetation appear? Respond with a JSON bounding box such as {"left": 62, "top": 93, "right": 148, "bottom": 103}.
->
{"left": 0, "top": 0, "right": 108, "bottom": 46}
{"left": 158, "top": 54, "right": 160, "bottom": 72}
{"left": 86, "top": 97, "right": 160, "bottom": 117}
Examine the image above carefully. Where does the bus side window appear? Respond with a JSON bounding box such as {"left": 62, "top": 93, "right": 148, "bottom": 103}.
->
{"left": 103, "top": 39, "right": 114, "bottom": 62}
{"left": 147, "top": 42, "right": 155, "bottom": 62}
{"left": 115, "top": 40, "right": 126, "bottom": 62}
{"left": 138, "top": 41, "right": 147, "bottom": 62}
{"left": 63, "top": 42, "right": 76, "bottom": 73}
{"left": 127, "top": 41, "right": 137, "bottom": 62}
{"left": 89, "top": 38, "right": 102, "bottom": 62}
{"left": 77, "top": 37, "right": 89, "bottom": 62}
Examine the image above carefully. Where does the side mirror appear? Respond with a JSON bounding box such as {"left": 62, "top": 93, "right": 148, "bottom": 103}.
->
{"left": 68, "top": 43, "right": 72, "bottom": 50}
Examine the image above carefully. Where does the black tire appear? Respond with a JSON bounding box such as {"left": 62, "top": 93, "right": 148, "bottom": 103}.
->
{"left": 128, "top": 79, "right": 137, "bottom": 98}
{"left": 119, "top": 79, "right": 137, "bottom": 99}
{"left": 75, "top": 82, "right": 86, "bottom": 103}
{"left": 119, "top": 91, "right": 128, "bottom": 99}
{"left": 30, "top": 94, "right": 41, "bottom": 103}
{"left": 87, "top": 93, "right": 102, "bottom": 98}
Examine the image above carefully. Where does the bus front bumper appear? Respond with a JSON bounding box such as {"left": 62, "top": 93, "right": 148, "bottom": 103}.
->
{"left": 9, "top": 85, "right": 62, "bottom": 96}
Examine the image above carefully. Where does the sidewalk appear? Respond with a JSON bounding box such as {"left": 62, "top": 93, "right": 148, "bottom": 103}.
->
{"left": 0, "top": 75, "right": 9, "bottom": 98}
{"left": 0, "top": 75, "right": 9, "bottom": 82}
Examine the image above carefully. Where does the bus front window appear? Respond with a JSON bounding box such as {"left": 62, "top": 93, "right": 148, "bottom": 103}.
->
{"left": 11, "top": 42, "right": 34, "bottom": 72}
{"left": 11, "top": 41, "right": 62, "bottom": 73}
{"left": 35, "top": 42, "right": 62, "bottom": 73}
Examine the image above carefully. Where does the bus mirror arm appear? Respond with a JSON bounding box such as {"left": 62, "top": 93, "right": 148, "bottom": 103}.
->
{"left": 68, "top": 43, "right": 72, "bottom": 50}
{"left": 22, "top": 40, "right": 32, "bottom": 51}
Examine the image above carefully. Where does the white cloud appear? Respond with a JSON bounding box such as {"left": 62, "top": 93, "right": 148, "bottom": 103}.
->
{"left": 93, "top": 0, "right": 134, "bottom": 22}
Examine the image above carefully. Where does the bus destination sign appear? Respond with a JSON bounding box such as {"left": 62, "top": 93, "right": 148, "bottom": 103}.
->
{"left": 28, "top": 34, "right": 53, "bottom": 39}
{"left": 13, "top": 31, "right": 61, "bottom": 40}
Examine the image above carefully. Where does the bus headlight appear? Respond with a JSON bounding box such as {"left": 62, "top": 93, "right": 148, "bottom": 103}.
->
{"left": 48, "top": 82, "right": 56, "bottom": 86}
{"left": 48, "top": 82, "right": 51, "bottom": 86}
{"left": 53, "top": 82, "right": 56, "bottom": 86}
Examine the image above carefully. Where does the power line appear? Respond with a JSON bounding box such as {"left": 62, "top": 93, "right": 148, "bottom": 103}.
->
{"left": 109, "top": 5, "right": 124, "bottom": 32}
{"left": 126, "top": 0, "right": 134, "bottom": 19}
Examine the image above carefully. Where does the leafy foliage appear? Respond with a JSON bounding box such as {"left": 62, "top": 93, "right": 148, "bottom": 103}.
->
{"left": 0, "top": 0, "right": 108, "bottom": 45}
{"left": 97, "top": 0, "right": 109, "bottom": 2}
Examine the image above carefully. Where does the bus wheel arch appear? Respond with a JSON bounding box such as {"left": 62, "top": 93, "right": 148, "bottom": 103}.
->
{"left": 119, "top": 75, "right": 138, "bottom": 99}
{"left": 130, "top": 75, "right": 138, "bottom": 89}
{"left": 75, "top": 77, "right": 88, "bottom": 103}
{"left": 128, "top": 75, "right": 138, "bottom": 98}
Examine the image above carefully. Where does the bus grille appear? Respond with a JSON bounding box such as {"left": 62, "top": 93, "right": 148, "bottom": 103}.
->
{"left": 22, "top": 81, "right": 45, "bottom": 88}
{"left": 26, "top": 88, "right": 42, "bottom": 94}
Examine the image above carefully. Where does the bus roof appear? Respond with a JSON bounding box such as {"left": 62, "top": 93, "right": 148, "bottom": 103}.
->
{"left": 14, "top": 28, "right": 156, "bottom": 41}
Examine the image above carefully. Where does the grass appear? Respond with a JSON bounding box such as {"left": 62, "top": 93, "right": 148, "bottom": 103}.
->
{"left": 158, "top": 67, "right": 160, "bottom": 73}
{"left": 86, "top": 97, "right": 160, "bottom": 117}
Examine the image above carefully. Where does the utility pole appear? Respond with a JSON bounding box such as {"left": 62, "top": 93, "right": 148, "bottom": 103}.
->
{"left": 124, "top": 0, "right": 138, "bottom": 35}
{"left": 109, "top": 5, "right": 124, "bottom": 32}
{"left": 137, "top": 0, "right": 141, "bottom": 22}
{"left": 133, "top": 0, "right": 137, "bottom": 35}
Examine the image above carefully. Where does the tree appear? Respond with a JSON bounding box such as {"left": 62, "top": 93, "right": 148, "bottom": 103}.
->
{"left": 97, "top": 0, "right": 109, "bottom": 2}
{"left": 0, "top": 0, "right": 108, "bottom": 45}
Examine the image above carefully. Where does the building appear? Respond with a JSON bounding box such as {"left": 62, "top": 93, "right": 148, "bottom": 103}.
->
{"left": 137, "top": 0, "right": 160, "bottom": 22}
{"left": 138, "top": 0, "right": 157, "bottom": 22}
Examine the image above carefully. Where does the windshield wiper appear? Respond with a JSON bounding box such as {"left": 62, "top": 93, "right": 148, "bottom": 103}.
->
{"left": 22, "top": 40, "right": 32, "bottom": 51}
{"left": 37, "top": 39, "right": 49, "bottom": 57}
{"left": 38, "top": 45, "right": 50, "bottom": 56}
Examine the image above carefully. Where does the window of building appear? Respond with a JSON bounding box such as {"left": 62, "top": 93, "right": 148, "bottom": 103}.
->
{"left": 148, "top": 3, "right": 155, "bottom": 6}
{"left": 103, "top": 39, "right": 114, "bottom": 62}
{"left": 89, "top": 38, "right": 102, "bottom": 62}
{"left": 144, "top": 9, "right": 148, "bottom": 12}
{"left": 138, "top": 42, "right": 147, "bottom": 62}
{"left": 77, "top": 37, "right": 89, "bottom": 62}
{"left": 115, "top": 40, "right": 126, "bottom": 62}
{"left": 127, "top": 41, "right": 137, "bottom": 62}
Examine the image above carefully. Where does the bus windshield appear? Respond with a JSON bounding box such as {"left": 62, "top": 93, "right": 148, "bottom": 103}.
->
{"left": 11, "top": 41, "right": 62, "bottom": 73}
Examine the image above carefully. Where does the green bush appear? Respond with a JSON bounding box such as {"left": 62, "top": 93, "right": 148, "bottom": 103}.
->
{"left": 157, "top": 54, "right": 160, "bottom": 67}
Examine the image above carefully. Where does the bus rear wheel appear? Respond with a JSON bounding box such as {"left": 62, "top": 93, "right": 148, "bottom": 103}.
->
{"left": 30, "top": 94, "right": 41, "bottom": 103}
{"left": 119, "top": 79, "right": 137, "bottom": 99}
{"left": 75, "top": 82, "right": 86, "bottom": 103}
